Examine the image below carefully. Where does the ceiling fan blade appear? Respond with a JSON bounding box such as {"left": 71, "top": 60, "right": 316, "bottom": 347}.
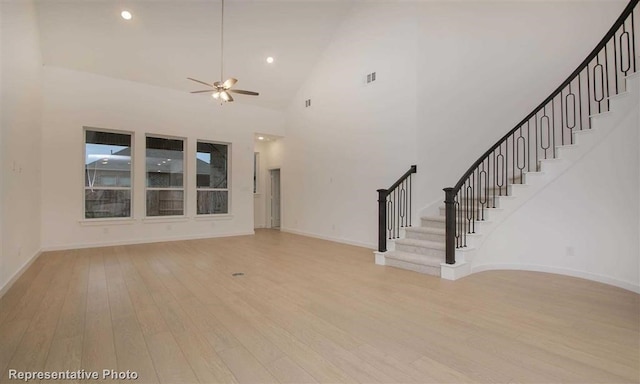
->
{"left": 191, "top": 90, "right": 215, "bottom": 93}
{"left": 222, "top": 78, "right": 238, "bottom": 89}
{"left": 220, "top": 91, "right": 234, "bottom": 102}
{"left": 229, "top": 89, "right": 259, "bottom": 96}
{"left": 187, "top": 77, "right": 213, "bottom": 87}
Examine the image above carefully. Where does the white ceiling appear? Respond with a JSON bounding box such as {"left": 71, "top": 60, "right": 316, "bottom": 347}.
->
{"left": 35, "top": 0, "right": 355, "bottom": 110}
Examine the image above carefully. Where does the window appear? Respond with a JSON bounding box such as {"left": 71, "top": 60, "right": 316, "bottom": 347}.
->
{"left": 196, "top": 141, "right": 229, "bottom": 214}
{"left": 84, "top": 129, "right": 132, "bottom": 219}
{"left": 146, "top": 136, "right": 185, "bottom": 216}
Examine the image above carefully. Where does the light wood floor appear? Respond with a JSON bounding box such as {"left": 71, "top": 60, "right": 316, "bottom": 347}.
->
{"left": 1, "top": 229, "right": 638, "bottom": 384}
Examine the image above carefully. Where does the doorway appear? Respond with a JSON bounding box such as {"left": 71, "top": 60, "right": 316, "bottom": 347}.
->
{"left": 270, "top": 169, "right": 281, "bottom": 229}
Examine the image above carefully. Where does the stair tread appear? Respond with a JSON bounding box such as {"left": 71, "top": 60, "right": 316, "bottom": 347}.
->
{"left": 404, "top": 226, "right": 445, "bottom": 235}
{"left": 395, "top": 238, "right": 445, "bottom": 250}
{"left": 385, "top": 250, "right": 443, "bottom": 267}
{"left": 439, "top": 205, "right": 502, "bottom": 210}
{"left": 422, "top": 215, "right": 494, "bottom": 224}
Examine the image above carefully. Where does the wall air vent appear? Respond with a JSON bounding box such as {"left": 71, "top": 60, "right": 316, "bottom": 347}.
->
{"left": 305, "top": 99, "right": 312, "bottom": 108}
{"left": 366, "top": 72, "right": 377, "bottom": 84}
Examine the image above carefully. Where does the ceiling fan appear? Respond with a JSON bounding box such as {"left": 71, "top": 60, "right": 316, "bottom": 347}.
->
{"left": 187, "top": 0, "right": 259, "bottom": 103}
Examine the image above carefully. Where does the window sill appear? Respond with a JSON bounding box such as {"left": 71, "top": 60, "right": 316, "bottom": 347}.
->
{"left": 193, "top": 214, "right": 234, "bottom": 221}
{"left": 79, "top": 218, "right": 136, "bottom": 226}
{"left": 142, "top": 216, "right": 189, "bottom": 224}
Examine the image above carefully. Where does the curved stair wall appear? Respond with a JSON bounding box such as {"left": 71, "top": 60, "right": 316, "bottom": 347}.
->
{"left": 472, "top": 74, "right": 639, "bottom": 293}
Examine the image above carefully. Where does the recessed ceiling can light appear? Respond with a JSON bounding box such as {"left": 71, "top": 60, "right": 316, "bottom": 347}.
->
{"left": 121, "top": 10, "right": 132, "bottom": 20}
{"left": 266, "top": 57, "right": 274, "bottom": 64}
{"left": 258, "top": 136, "right": 264, "bottom": 140}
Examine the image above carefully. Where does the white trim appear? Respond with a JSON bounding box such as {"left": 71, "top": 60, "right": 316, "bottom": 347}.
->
{"left": 472, "top": 263, "right": 640, "bottom": 294}
{"left": 79, "top": 218, "right": 137, "bottom": 226}
{"left": 141, "top": 216, "right": 189, "bottom": 223}
{"left": 41, "top": 230, "right": 255, "bottom": 252}
{"left": 0, "top": 249, "right": 42, "bottom": 299}
{"left": 193, "top": 214, "right": 234, "bottom": 221}
{"left": 280, "top": 227, "right": 376, "bottom": 249}
{"left": 440, "top": 261, "right": 471, "bottom": 281}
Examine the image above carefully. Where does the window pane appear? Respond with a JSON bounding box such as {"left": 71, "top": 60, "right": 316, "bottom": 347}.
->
{"left": 147, "top": 190, "right": 184, "bottom": 216}
{"left": 86, "top": 130, "right": 131, "bottom": 188}
{"left": 147, "top": 137, "right": 184, "bottom": 188}
{"left": 197, "top": 191, "right": 228, "bottom": 214}
{"left": 85, "top": 190, "right": 131, "bottom": 218}
{"left": 196, "top": 142, "right": 228, "bottom": 188}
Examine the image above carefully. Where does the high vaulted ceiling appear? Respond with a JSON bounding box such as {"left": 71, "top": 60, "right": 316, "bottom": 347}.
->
{"left": 35, "top": 0, "right": 355, "bottom": 110}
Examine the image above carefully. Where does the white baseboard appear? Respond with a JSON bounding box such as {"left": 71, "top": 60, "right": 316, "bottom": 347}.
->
{"left": 472, "top": 263, "right": 640, "bottom": 294}
{"left": 280, "top": 227, "right": 376, "bottom": 250}
{"left": 41, "top": 231, "right": 255, "bottom": 252}
{"left": 0, "top": 248, "right": 42, "bottom": 299}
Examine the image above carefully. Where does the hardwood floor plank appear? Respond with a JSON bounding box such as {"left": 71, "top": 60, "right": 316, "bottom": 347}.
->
{"left": 0, "top": 229, "right": 637, "bottom": 384}
{"left": 217, "top": 345, "right": 278, "bottom": 384}
{"left": 267, "top": 356, "right": 317, "bottom": 384}
{"left": 145, "top": 331, "right": 198, "bottom": 384}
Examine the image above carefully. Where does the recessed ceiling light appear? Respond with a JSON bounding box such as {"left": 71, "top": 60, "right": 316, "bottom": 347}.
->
{"left": 266, "top": 57, "right": 274, "bottom": 64}
{"left": 121, "top": 11, "right": 132, "bottom": 20}
{"left": 258, "top": 136, "right": 264, "bottom": 140}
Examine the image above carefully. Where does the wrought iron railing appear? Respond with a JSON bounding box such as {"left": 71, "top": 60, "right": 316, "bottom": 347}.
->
{"left": 377, "top": 165, "right": 417, "bottom": 252}
{"left": 444, "top": 0, "right": 639, "bottom": 265}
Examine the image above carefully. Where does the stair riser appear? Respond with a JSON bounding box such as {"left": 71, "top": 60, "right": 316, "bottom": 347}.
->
{"left": 404, "top": 231, "right": 446, "bottom": 242}
{"left": 421, "top": 218, "right": 445, "bottom": 229}
{"left": 438, "top": 207, "right": 494, "bottom": 219}
{"left": 385, "top": 258, "right": 441, "bottom": 277}
{"left": 395, "top": 243, "right": 445, "bottom": 258}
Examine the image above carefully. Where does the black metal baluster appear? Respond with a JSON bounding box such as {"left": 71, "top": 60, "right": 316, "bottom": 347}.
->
{"left": 604, "top": 44, "right": 610, "bottom": 110}
{"left": 578, "top": 72, "right": 583, "bottom": 131}
{"left": 631, "top": 11, "right": 637, "bottom": 72}
{"left": 560, "top": 89, "right": 565, "bottom": 146}
{"left": 587, "top": 61, "right": 592, "bottom": 128}
{"left": 614, "top": 28, "right": 619, "bottom": 94}
{"left": 511, "top": 134, "right": 515, "bottom": 184}
{"left": 527, "top": 121, "right": 531, "bottom": 172}
{"left": 533, "top": 112, "right": 540, "bottom": 172}
{"left": 408, "top": 175, "right": 411, "bottom": 227}
{"left": 551, "top": 98, "right": 556, "bottom": 158}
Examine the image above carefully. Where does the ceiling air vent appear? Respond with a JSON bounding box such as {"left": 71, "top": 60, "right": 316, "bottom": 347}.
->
{"left": 366, "top": 72, "right": 377, "bottom": 84}
{"left": 305, "top": 99, "right": 312, "bottom": 108}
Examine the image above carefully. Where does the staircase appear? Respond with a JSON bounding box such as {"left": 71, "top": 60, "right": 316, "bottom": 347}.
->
{"left": 375, "top": 0, "right": 639, "bottom": 280}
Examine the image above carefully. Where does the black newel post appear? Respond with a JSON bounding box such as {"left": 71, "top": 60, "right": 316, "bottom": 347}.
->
{"left": 377, "top": 189, "right": 388, "bottom": 252}
{"left": 443, "top": 187, "right": 456, "bottom": 265}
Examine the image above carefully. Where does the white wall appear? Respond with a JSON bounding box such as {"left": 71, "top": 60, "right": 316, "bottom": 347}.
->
{"left": 0, "top": 0, "right": 44, "bottom": 293}
{"left": 282, "top": 2, "right": 419, "bottom": 248}
{"left": 40, "top": 66, "right": 284, "bottom": 250}
{"left": 472, "top": 77, "right": 639, "bottom": 292}
{"left": 414, "top": 0, "right": 628, "bottom": 212}
{"left": 281, "top": 0, "right": 627, "bottom": 249}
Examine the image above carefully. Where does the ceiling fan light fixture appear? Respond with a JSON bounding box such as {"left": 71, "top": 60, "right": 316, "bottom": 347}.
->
{"left": 187, "top": 0, "right": 258, "bottom": 103}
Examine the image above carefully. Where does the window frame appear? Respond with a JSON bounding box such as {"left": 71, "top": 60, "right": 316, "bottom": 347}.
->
{"left": 82, "top": 127, "right": 134, "bottom": 221}
{"left": 145, "top": 134, "right": 187, "bottom": 218}
{"left": 196, "top": 140, "right": 231, "bottom": 216}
